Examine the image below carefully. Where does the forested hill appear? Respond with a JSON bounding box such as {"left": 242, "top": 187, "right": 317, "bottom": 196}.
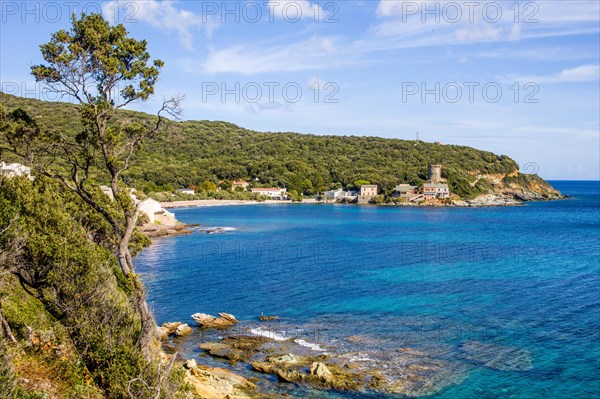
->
{"left": 0, "top": 92, "right": 559, "bottom": 199}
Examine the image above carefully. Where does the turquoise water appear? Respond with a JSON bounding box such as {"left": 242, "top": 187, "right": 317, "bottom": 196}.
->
{"left": 137, "top": 181, "right": 600, "bottom": 398}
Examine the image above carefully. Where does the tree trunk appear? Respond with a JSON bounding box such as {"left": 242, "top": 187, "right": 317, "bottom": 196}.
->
{"left": 0, "top": 302, "right": 17, "bottom": 344}
{"left": 117, "top": 210, "right": 157, "bottom": 360}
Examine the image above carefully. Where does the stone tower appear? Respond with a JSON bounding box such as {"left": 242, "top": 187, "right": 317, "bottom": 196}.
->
{"left": 428, "top": 164, "right": 442, "bottom": 183}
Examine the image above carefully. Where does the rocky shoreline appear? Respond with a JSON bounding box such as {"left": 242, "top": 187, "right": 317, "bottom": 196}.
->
{"left": 139, "top": 222, "right": 193, "bottom": 238}
{"left": 159, "top": 192, "right": 565, "bottom": 211}
{"left": 157, "top": 313, "right": 532, "bottom": 399}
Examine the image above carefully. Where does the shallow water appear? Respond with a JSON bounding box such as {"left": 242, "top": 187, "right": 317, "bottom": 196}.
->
{"left": 137, "top": 181, "right": 600, "bottom": 398}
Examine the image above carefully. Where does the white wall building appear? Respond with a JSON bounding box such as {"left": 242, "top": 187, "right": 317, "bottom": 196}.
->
{"left": 251, "top": 187, "right": 288, "bottom": 200}
{"left": 0, "top": 161, "right": 34, "bottom": 180}
{"left": 176, "top": 188, "right": 196, "bottom": 196}
{"left": 423, "top": 183, "right": 450, "bottom": 199}
{"left": 138, "top": 198, "right": 177, "bottom": 225}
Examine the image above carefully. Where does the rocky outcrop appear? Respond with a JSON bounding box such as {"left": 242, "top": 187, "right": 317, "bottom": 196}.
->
{"left": 199, "top": 335, "right": 270, "bottom": 363}
{"left": 174, "top": 323, "right": 192, "bottom": 337}
{"left": 250, "top": 353, "right": 363, "bottom": 391}
{"left": 200, "top": 335, "right": 465, "bottom": 397}
{"left": 453, "top": 194, "right": 522, "bottom": 207}
{"left": 140, "top": 223, "right": 192, "bottom": 238}
{"left": 158, "top": 322, "right": 183, "bottom": 341}
{"left": 183, "top": 358, "right": 257, "bottom": 399}
{"left": 467, "top": 170, "right": 563, "bottom": 204}
{"left": 192, "top": 312, "right": 238, "bottom": 328}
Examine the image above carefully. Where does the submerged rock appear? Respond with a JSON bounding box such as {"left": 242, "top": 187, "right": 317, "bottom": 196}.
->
{"left": 192, "top": 312, "right": 239, "bottom": 328}
{"left": 198, "top": 332, "right": 467, "bottom": 397}
{"left": 459, "top": 340, "right": 532, "bottom": 371}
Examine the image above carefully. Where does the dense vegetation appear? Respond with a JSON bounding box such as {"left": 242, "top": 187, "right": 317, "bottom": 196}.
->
{"left": 0, "top": 14, "right": 193, "bottom": 398}
{"left": 0, "top": 93, "right": 522, "bottom": 199}
{"left": 0, "top": 176, "right": 190, "bottom": 398}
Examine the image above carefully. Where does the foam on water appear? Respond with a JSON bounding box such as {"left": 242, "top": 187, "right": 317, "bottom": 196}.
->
{"left": 294, "top": 338, "right": 326, "bottom": 352}
{"left": 249, "top": 327, "right": 287, "bottom": 341}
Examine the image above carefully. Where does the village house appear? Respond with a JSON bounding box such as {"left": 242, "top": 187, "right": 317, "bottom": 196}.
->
{"left": 232, "top": 180, "right": 249, "bottom": 191}
{"left": 98, "top": 185, "right": 177, "bottom": 225}
{"left": 322, "top": 188, "right": 344, "bottom": 201}
{"left": 251, "top": 187, "right": 288, "bottom": 200}
{"left": 176, "top": 188, "right": 196, "bottom": 196}
{"left": 358, "top": 184, "right": 378, "bottom": 204}
{"left": 138, "top": 198, "right": 177, "bottom": 225}
{"left": 322, "top": 188, "right": 359, "bottom": 201}
{"left": 0, "top": 161, "right": 34, "bottom": 180}
{"left": 393, "top": 184, "right": 418, "bottom": 198}
{"left": 423, "top": 183, "right": 450, "bottom": 199}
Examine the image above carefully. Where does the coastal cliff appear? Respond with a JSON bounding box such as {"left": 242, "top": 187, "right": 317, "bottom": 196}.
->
{"left": 453, "top": 170, "right": 563, "bottom": 206}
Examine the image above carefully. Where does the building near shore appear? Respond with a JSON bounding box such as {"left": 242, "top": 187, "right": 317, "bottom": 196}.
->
{"left": 176, "top": 188, "right": 196, "bottom": 196}
{"left": 139, "top": 198, "right": 177, "bottom": 225}
{"left": 423, "top": 183, "right": 450, "bottom": 199}
{"left": 393, "top": 184, "right": 419, "bottom": 199}
{"left": 0, "top": 161, "right": 34, "bottom": 180}
{"left": 251, "top": 187, "right": 288, "bottom": 200}
{"left": 358, "top": 185, "right": 378, "bottom": 204}
{"left": 322, "top": 188, "right": 344, "bottom": 201}
{"left": 321, "top": 189, "right": 360, "bottom": 202}
{"left": 232, "top": 180, "right": 249, "bottom": 190}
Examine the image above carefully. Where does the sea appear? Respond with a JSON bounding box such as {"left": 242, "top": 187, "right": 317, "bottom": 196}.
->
{"left": 136, "top": 181, "right": 600, "bottom": 399}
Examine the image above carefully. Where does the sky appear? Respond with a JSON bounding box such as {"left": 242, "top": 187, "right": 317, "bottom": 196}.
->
{"left": 1, "top": 0, "right": 599, "bottom": 180}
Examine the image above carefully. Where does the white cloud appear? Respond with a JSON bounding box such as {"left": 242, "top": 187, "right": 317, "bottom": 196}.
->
{"left": 507, "top": 64, "right": 600, "bottom": 84}
{"left": 102, "top": 0, "right": 218, "bottom": 50}
{"left": 455, "top": 26, "right": 502, "bottom": 42}
{"left": 376, "top": 0, "right": 437, "bottom": 18}
{"left": 198, "top": 36, "right": 340, "bottom": 75}
{"left": 267, "top": 0, "right": 325, "bottom": 20}
{"left": 369, "top": 0, "right": 600, "bottom": 49}
{"left": 509, "top": 23, "right": 522, "bottom": 41}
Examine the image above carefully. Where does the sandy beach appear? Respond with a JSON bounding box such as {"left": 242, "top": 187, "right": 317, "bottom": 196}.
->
{"left": 161, "top": 199, "right": 319, "bottom": 208}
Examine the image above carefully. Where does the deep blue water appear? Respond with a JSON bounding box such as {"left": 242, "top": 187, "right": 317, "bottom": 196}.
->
{"left": 137, "top": 181, "right": 600, "bottom": 399}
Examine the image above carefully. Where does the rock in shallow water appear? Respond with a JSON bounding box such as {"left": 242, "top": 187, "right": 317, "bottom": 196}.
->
{"left": 197, "top": 333, "right": 468, "bottom": 397}
{"left": 175, "top": 323, "right": 193, "bottom": 337}
{"left": 459, "top": 340, "right": 533, "bottom": 371}
{"left": 192, "top": 312, "right": 238, "bottom": 328}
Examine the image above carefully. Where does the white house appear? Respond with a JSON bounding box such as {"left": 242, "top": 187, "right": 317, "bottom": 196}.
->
{"left": 251, "top": 187, "right": 288, "bottom": 200}
{"left": 322, "top": 188, "right": 344, "bottom": 200}
{"left": 176, "top": 188, "right": 196, "bottom": 196}
{"left": 0, "top": 161, "right": 34, "bottom": 180}
{"left": 138, "top": 198, "right": 177, "bottom": 225}
{"left": 423, "top": 183, "right": 450, "bottom": 199}
{"left": 323, "top": 189, "right": 359, "bottom": 201}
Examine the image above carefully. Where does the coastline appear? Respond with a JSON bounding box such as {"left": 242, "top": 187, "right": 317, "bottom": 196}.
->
{"left": 159, "top": 196, "right": 561, "bottom": 209}
{"left": 160, "top": 199, "right": 319, "bottom": 208}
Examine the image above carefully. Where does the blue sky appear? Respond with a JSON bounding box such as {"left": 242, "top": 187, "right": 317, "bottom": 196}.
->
{"left": 1, "top": 0, "right": 599, "bottom": 179}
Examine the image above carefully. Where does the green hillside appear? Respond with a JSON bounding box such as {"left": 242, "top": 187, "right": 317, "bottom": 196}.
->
{"left": 0, "top": 92, "right": 552, "bottom": 199}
